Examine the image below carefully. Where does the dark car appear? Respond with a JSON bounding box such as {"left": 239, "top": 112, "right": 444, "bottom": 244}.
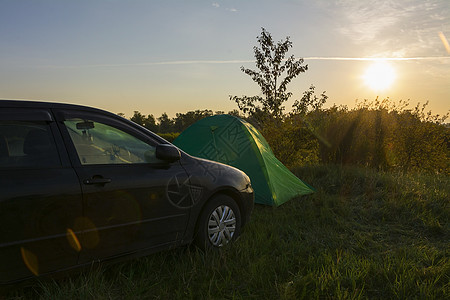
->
{"left": 0, "top": 100, "right": 253, "bottom": 285}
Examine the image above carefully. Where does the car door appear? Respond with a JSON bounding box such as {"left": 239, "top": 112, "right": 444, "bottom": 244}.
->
{"left": 0, "top": 108, "right": 82, "bottom": 284}
{"left": 55, "top": 109, "right": 191, "bottom": 263}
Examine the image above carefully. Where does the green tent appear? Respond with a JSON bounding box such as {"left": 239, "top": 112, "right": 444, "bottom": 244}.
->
{"left": 173, "top": 115, "right": 314, "bottom": 206}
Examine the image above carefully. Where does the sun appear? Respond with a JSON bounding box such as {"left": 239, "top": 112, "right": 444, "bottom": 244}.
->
{"left": 363, "top": 61, "right": 396, "bottom": 91}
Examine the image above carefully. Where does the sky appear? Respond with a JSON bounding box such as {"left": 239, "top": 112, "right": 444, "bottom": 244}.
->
{"left": 1, "top": 0, "right": 449, "bottom": 118}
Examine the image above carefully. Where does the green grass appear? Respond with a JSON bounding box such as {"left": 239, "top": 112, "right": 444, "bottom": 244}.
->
{"left": 5, "top": 165, "right": 449, "bottom": 299}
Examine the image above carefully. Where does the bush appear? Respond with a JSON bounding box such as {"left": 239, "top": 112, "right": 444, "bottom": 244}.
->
{"left": 157, "top": 132, "right": 179, "bottom": 143}
{"left": 260, "top": 99, "right": 449, "bottom": 174}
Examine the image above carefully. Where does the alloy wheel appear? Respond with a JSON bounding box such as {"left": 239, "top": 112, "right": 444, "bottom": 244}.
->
{"left": 207, "top": 205, "right": 236, "bottom": 247}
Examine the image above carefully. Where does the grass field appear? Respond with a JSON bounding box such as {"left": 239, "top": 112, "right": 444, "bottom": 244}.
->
{"left": 5, "top": 165, "right": 449, "bottom": 299}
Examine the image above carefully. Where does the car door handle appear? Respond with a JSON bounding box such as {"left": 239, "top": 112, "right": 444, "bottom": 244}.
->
{"left": 83, "top": 177, "right": 112, "bottom": 185}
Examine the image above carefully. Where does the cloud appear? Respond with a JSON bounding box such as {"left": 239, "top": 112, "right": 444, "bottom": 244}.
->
{"left": 303, "top": 56, "right": 450, "bottom": 61}
{"left": 211, "top": 1, "right": 237, "bottom": 12}
{"left": 38, "top": 60, "right": 253, "bottom": 69}
{"left": 37, "top": 56, "right": 450, "bottom": 69}
{"left": 319, "top": 0, "right": 450, "bottom": 57}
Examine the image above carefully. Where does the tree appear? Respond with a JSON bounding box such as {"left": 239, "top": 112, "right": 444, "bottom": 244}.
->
{"left": 292, "top": 85, "right": 328, "bottom": 115}
{"left": 130, "top": 111, "right": 145, "bottom": 125}
{"left": 173, "top": 110, "right": 213, "bottom": 132}
{"left": 157, "top": 113, "right": 174, "bottom": 134}
{"left": 227, "top": 109, "right": 241, "bottom": 118}
{"left": 230, "top": 28, "right": 308, "bottom": 121}
{"left": 130, "top": 111, "right": 158, "bottom": 132}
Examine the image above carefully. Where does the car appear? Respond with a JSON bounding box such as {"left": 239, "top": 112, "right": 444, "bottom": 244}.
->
{"left": 0, "top": 100, "right": 254, "bottom": 285}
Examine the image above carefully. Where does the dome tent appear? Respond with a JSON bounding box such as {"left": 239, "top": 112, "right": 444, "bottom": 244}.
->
{"left": 173, "top": 115, "right": 314, "bottom": 206}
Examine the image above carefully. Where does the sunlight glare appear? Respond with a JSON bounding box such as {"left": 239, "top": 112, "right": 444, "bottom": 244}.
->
{"left": 363, "top": 61, "right": 396, "bottom": 91}
{"left": 20, "top": 247, "right": 39, "bottom": 276}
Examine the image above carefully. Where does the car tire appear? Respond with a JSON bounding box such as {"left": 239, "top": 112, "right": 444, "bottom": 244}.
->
{"left": 194, "top": 194, "right": 241, "bottom": 250}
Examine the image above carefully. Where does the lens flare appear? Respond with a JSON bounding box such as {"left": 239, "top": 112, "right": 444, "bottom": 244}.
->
{"left": 66, "top": 228, "right": 82, "bottom": 252}
{"left": 73, "top": 217, "right": 99, "bottom": 249}
{"left": 20, "top": 247, "right": 39, "bottom": 276}
{"left": 439, "top": 32, "right": 450, "bottom": 54}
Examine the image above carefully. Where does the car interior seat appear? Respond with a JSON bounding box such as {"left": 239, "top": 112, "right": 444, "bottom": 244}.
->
{"left": 23, "top": 129, "right": 59, "bottom": 166}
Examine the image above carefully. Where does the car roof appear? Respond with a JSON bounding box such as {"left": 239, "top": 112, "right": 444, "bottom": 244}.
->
{"left": 0, "top": 99, "right": 115, "bottom": 116}
{"left": 0, "top": 99, "right": 170, "bottom": 144}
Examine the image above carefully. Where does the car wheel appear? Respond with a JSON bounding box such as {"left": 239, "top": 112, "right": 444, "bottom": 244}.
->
{"left": 195, "top": 195, "right": 241, "bottom": 250}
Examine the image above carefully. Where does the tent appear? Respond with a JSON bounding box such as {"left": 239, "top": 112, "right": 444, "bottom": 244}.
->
{"left": 173, "top": 115, "right": 314, "bottom": 206}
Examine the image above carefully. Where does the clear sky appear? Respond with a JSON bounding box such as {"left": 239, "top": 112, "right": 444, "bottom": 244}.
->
{"left": 1, "top": 0, "right": 449, "bottom": 118}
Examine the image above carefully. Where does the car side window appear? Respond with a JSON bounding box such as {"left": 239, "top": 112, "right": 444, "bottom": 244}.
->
{"left": 0, "top": 120, "right": 61, "bottom": 168}
{"left": 64, "top": 118, "right": 161, "bottom": 165}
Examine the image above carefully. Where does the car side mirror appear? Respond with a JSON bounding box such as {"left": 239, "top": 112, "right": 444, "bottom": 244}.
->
{"left": 155, "top": 144, "right": 181, "bottom": 163}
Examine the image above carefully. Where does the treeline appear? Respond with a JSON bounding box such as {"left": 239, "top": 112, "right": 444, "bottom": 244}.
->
{"left": 125, "top": 99, "right": 449, "bottom": 175}
{"left": 122, "top": 109, "right": 240, "bottom": 134}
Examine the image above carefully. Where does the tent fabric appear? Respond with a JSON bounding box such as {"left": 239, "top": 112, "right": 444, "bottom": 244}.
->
{"left": 173, "top": 114, "right": 314, "bottom": 206}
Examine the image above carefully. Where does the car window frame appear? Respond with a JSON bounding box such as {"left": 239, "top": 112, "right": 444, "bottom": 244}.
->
{"left": 0, "top": 108, "right": 71, "bottom": 169}
{"left": 54, "top": 109, "right": 167, "bottom": 167}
